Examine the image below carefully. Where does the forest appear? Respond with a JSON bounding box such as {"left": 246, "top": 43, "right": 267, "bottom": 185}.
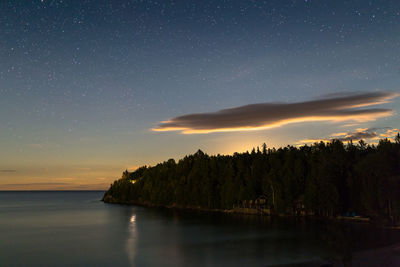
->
{"left": 103, "top": 135, "right": 400, "bottom": 224}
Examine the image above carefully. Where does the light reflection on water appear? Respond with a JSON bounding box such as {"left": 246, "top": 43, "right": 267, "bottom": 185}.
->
{"left": 1, "top": 191, "right": 400, "bottom": 267}
{"left": 126, "top": 214, "right": 136, "bottom": 267}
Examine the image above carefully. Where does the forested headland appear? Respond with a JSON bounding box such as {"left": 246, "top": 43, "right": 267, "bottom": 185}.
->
{"left": 103, "top": 135, "right": 400, "bottom": 224}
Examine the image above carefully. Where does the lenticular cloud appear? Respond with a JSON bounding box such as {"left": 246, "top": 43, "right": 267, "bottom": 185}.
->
{"left": 153, "top": 91, "right": 399, "bottom": 134}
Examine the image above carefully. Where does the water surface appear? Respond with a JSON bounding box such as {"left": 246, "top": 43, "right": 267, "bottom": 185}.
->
{"left": 1, "top": 191, "right": 399, "bottom": 266}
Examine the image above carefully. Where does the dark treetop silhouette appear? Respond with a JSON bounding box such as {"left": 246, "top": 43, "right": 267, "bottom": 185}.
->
{"left": 103, "top": 135, "right": 400, "bottom": 225}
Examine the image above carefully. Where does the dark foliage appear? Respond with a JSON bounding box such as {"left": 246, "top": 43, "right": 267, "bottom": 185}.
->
{"left": 103, "top": 136, "right": 400, "bottom": 223}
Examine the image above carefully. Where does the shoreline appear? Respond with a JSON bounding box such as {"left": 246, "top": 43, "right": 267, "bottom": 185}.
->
{"left": 102, "top": 197, "right": 399, "bottom": 227}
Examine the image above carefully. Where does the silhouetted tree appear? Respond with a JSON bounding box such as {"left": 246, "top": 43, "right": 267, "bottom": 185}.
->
{"left": 103, "top": 134, "right": 400, "bottom": 223}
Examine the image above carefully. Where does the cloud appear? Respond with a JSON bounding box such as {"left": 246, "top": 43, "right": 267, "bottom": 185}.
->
{"left": 334, "top": 128, "right": 378, "bottom": 142}
{"left": 331, "top": 127, "right": 399, "bottom": 142}
{"left": 298, "top": 127, "right": 400, "bottom": 145}
{"left": 0, "top": 170, "right": 17, "bottom": 173}
{"left": 380, "top": 128, "right": 400, "bottom": 138}
{"left": 1, "top": 182, "right": 70, "bottom": 186}
{"left": 153, "top": 91, "right": 399, "bottom": 134}
{"left": 0, "top": 182, "right": 109, "bottom": 190}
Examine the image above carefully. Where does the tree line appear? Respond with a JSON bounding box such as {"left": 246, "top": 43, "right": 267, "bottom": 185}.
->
{"left": 103, "top": 134, "right": 400, "bottom": 224}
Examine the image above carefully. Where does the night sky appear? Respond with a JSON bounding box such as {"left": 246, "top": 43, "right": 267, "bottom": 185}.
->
{"left": 1, "top": 0, "right": 399, "bottom": 189}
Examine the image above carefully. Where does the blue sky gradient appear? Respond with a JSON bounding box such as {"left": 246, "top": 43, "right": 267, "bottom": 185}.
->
{"left": 1, "top": 0, "right": 399, "bottom": 189}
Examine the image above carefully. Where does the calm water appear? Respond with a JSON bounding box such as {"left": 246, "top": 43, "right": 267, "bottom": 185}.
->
{"left": 1, "top": 191, "right": 399, "bottom": 266}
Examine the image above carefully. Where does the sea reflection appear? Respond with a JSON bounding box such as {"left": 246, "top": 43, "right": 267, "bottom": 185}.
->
{"left": 2, "top": 192, "right": 400, "bottom": 266}
{"left": 108, "top": 205, "right": 400, "bottom": 266}
{"left": 126, "top": 213, "right": 137, "bottom": 267}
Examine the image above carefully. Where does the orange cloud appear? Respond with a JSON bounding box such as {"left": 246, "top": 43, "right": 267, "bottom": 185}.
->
{"left": 153, "top": 91, "right": 398, "bottom": 134}
{"left": 297, "top": 127, "right": 400, "bottom": 146}
{"left": 380, "top": 128, "right": 400, "bottom": 138}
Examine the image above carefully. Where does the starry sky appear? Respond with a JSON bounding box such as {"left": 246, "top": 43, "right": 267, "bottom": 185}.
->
{"left": 1, "top": 0, "right": 400, "bottom": 190}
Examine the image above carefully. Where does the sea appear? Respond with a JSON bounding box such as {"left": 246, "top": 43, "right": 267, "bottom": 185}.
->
{"left": 1, "top": 191, "right": 399, "bottom": 266}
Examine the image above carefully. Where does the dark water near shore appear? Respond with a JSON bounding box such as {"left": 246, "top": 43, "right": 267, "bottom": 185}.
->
{"left": 1, "top": 191, "right": 399, "bottom": 266}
